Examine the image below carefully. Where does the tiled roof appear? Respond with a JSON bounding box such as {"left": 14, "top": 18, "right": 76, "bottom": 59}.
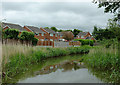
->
{"left": 2, "top": 22, "right": 26, "bottom": 31}
{"left": 26, "top": 26, "right": 45, "bottom": 33}
{"left": 43, "top": 28, "right": 56, "bottom": 34}
{"left": 77, "top": 32, "right": 88, "bottom": 36}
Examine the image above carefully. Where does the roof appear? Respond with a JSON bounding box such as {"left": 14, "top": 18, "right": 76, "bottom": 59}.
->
{"left": 26, "top": 26, "right": 45, "bottom": 33}
{"left": 77, "top": 32, "right": 89, "bottom": 36}
{"left": 43, "top": 28, "right": 56, "bottom": 34}
{"left": 1, "top": 22, "right": 26, "bottom": 31}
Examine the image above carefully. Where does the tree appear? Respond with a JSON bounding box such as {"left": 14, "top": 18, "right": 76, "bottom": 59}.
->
{"left": 19, "top": 31, "right": 38, "bottom": 46}
{"left": 73, "top": 29, "right": 82, "bottom": 37}
{"left": 50, "top": 27, "right": 58, "bottom": 32}
{"left": 63, "top": 32, "right": 74, "bottom": 41}
{"left": 2, "top": 28, "right": 19, "bottom": 39}
{"left": 93, "top": 0, "right": 120, "bottom": 56}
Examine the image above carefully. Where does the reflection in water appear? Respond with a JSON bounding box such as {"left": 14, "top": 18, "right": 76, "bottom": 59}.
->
{"left": 3, "top": 54, "right": 105, "bottom": 83}
{"left": 18, "top": 60, "right": 103, "bottom": 83}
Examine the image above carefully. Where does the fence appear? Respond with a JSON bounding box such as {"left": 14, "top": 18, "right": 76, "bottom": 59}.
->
{"left": 69, "top": 41, "right": 81, "bottom": 46}
{"left": 37, "top": 41, "right": 54, "bottom": 47}
{"left": 54, "top": 41, "right": 71, "bottom": 47}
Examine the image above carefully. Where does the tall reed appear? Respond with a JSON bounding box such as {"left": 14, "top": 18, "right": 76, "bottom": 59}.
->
{"left": 2, "top": 44, "right": 90, "bottom": 81}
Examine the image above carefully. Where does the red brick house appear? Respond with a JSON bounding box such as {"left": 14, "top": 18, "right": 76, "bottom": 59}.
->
{"left": 2, "top": 22, "right": 26, "bottom": 35}
{"left": 24, "top": 26, "right": 45, "bottom": 41}
{"left": 76, "top": 32, "right": 95, "bottom": 40}
{"left": 40, "top": 28, "right": 58, "bottom": 41}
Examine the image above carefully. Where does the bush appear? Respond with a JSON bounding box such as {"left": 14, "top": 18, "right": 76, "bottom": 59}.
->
{"left": 32, "top": 37, "right": 38, "bottom": 46}
{"left": 74, "top": 39, "right": 94, "bottom": 46}
{"left": 3, "top": 28, "right": 19, "bottom": 39}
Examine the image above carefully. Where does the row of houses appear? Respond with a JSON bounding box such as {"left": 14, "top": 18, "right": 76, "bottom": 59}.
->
{"left": 2, "top": 22, "right": 95, "bottom": 46}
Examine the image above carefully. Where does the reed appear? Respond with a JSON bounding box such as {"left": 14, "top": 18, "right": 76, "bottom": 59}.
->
{"left": 84, "top": 46, "right": 120, "bottom": 83}
{"left": 2, "top": 44, "right": 90, "bottom": 81}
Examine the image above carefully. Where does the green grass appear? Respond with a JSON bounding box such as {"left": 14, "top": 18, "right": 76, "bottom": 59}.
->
{"left": 84, "top": 46, "right": 120, "bottom": 83}
{"left": 2, "top": 44, "right": 91, "bottom": 82}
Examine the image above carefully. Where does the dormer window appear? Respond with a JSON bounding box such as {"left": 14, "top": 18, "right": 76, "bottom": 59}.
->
{"left": 50, "top": 33, "right": 53, "bottom": 36}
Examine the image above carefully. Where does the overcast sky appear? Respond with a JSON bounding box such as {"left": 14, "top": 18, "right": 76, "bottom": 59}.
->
{"left": 1, "top": 0, "right": 114, "bottom": 32}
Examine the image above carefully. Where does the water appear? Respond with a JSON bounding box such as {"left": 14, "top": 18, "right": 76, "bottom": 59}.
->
{"left": 16, "top": 55, "right": 103, "bottom": 83}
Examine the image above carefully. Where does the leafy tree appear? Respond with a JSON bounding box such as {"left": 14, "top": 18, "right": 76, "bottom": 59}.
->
{"left": 2, "top": 28, "right": 19, "bottom": 39}
{"left": 44, "top": 27, "right": 49, "bottom": 29}
{"left": 63, "top": 32, "right": 74, "bottom": 41}
{"left": 19, "top": 31, "right": 34, "bottom": 41}
{"left": 32, "top": 37, "right": 38, "bottom": 46}
{"left": 50, "top": 27, "right": 58, "bottom": 32}
{"left": 58, "top": 29, "right": 63, "bottom": 32}
{"left": 73, "top": 29, "right": 82, "bottom": 37}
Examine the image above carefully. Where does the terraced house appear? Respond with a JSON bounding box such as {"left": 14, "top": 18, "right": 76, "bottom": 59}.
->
{"left": 23, "top": 26, "right": 45, "bottom": 41}
{"left": 40, "top": 28, "right": 59, "bottom": 41}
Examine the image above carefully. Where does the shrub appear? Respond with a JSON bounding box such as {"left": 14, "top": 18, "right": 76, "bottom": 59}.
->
{"left": 74, "top": 39, "right": 94, "bottom": 46}
{"left": 3, "top": 28, "right": 19, "bottom": 39}
{"left": 32, "top": 37, "right": 38, "bottom": 46}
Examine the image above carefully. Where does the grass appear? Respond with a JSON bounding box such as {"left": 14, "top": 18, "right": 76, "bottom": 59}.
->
{"left": 2, "top": 44, "right": 91, "bottom": 82}
{"left": 84, "top": 46, "right": 120, "bottom": 83}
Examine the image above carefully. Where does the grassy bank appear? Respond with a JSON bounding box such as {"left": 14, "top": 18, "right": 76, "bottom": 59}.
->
{"left": 84, "top": 46, "right": 120, "bottom": 83}
{"left": 2, "top": 44, "right": 91, "bottom": 81}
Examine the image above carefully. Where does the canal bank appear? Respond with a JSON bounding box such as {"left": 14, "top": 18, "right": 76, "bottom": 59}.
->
{"left": 2, "top": 45, "right": 91, "bottom": 83}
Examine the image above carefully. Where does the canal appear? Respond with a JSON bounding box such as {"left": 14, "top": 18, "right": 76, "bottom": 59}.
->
{"left": 5, "top": 54, "right": 105, "bottom": 83}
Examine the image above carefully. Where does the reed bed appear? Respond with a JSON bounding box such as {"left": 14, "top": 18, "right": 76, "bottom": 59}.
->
{"left": 84, "top": 46, "right": 120, "bottom": 83}
{"left": 2, "top": 44, "right": 90, "bottom": 81}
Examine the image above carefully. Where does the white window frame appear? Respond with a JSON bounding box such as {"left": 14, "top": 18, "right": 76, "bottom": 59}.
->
{"left": 55, "top": 34, "right": 57, "bottom": 37}
{"left": 50, "top": 39, "right": 53, "bottom": 41}
{"left": 50, "top": 33, "right": 53, "bottom": 36}
{"left": 41, "top": 39, "right": 44, "bottom": 41}
{"left": 41, "top": 33, "right": 44, "bottom": 36}
{"left": 81, "top": 36, "right": 84, "bottom": 38}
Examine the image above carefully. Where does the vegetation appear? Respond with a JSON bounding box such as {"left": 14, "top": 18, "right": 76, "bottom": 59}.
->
{"left": 2, "top": 44, "right": 90, "bottom": 82}
{"left": 74, "top": 39, "right": 94, "bottom": 46}
{"left": 2, "top": 29, "right": 19, "bottom": 39}
{"left": 2, "top": 29, "right": 38, "bottom": 46}
{"left": 84, "top": 46, "right": 119, "bottom": 83}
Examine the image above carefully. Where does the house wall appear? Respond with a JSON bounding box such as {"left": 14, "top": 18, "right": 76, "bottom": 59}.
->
{"left": 40, "top": 28, "right": 59, "bottom": 41}
{"left": 76, "top": 32, "right": 91, "bottom": 39}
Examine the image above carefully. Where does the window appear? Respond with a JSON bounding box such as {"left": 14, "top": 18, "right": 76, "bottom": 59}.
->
{"left": 41, "top": 39, "right": 44, "bottom": 41}
{"left": 35, "top": 33, "right": 39, "bottom": 36}
{"left": 55, "top": 34, "right": 57, "bottom": 37}
{"left": 50, "top": 39, "right": 53, "bottom": 41}
{"left": 41, "top": 33, "right": 44, "bottom": 36}
{"left": 50, "top": 33, "right": 53, "bottom": 36}
{"left": 81, "top": 36, "right": 84, "bottom": 38}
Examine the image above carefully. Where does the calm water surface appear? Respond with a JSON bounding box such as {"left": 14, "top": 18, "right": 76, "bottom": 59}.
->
{"left": 17, "top": 55, "right": 103, "bottom": 83}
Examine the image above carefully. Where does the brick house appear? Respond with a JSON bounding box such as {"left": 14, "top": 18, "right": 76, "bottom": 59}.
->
{"left": 2, "top": 22, "right": 26, "bottom": 35}
{"left": 76, "top": 32, "right": 95, "bottom": 40}
{"left": 40, "top": 28, "right": 58, "bottom": 41}
{"left": 24, "top": 26, "right": 45, "bottom": 41}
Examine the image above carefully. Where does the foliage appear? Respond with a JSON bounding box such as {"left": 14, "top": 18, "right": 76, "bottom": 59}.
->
{"left": 63, "top": 31, "right": 74, "bottom": 41}
{"left": 32, "top": 37, "right": 38, "bottom": 46}
{"left": 19, "top": 31, "right": 34, "bottom": 41}
{"left": 50, "top": 27, "right": 58, "bottom": 32}
{"left": 72, "top": 29, "right": 82, "bottom": 37}
{"left": 2, "top": 45, "right": 90, "bottom": 82}
{"left": 2, "top": 28, "right": 19, "bottom": 39}
{"left": 84, "top": 46, "right": 119, "bottom": 83}
{"left": 74, "top": 39, "right": 94, "bottom": 46}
